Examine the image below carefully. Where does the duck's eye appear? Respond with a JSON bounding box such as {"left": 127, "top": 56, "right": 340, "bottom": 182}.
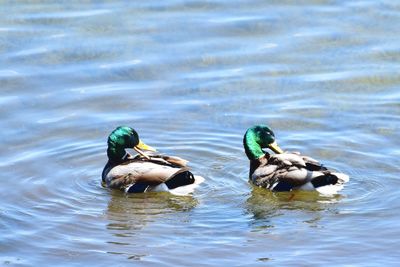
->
{"left": 129, "top": 134, "right": 138, "bottom": 146}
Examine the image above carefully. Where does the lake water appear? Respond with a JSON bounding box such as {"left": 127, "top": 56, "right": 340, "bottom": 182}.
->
{"left": 1, "top": 1, "right": 400, "bottom": 266}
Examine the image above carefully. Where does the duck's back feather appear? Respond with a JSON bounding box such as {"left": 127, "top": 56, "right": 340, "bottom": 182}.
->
{"left": 251, "top": 152, "right": 349, "bottom": 193}
{"left": 102, "top": 153, "right": 194, "bottom": 192}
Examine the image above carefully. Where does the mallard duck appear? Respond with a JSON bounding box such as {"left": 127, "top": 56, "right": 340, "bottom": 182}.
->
{"left": 102, "top": 126, "right": 204, "bottom": 195}
{"left": 243, "top": 125, "right": 349, "bottom": 194}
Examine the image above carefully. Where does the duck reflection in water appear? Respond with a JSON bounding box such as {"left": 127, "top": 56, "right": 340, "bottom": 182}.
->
{"left": 246, "top": 185, "right": 343, "bottom": 231}
{"left": 105, "top": 189, "right": 199, "bottom": 233}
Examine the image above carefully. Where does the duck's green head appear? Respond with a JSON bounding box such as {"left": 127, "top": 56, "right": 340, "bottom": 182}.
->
{"left": 243, "top": 124, "right": 284, "bottom": 160}
{"left": 107, "top": 126, "right": 155, "bottom": 163}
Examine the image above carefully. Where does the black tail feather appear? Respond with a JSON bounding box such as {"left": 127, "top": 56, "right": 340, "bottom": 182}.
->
{"left": 311, "top": 174, "right": 338, "bottom": 188}
{"left": 165, "top": 171, "right": 195, "bottom": 189}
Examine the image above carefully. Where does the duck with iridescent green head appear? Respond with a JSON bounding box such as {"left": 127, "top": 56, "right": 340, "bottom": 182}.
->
{"left": 243, "top": 125, "right": 349, "bottom": 194}
{"left": 102, "top": 126, "right": 204, "bottom": 195}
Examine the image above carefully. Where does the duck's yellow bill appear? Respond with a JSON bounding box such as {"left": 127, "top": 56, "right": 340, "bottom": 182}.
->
{"left": 268, "top": 141, "right": 284, "bottom": 154}
{"left": 135, "top": 140, "right": 156, "bottom": 152}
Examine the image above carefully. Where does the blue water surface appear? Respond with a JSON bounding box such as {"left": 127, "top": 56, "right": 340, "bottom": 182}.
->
{"left": 1, "top": 1, "right": 400, "bottom": 266}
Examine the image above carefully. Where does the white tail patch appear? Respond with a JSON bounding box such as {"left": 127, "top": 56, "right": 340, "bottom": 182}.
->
{"left": 315, "top": 184, "right": 344, "bottom": 195}
{"left": 296, "top": 172, "right": 350, "bottom": 195}
{"left": 146, "top": 183, "right": 169, "bottom": 192}
{"left": 315, "top": 172, "right": 349, "bottom": 195}
{"left": 137, "top": 176, "right": 205, "bottom": 195}
{"left": 169, "top": 175, "right": 205, "bottom": 196}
